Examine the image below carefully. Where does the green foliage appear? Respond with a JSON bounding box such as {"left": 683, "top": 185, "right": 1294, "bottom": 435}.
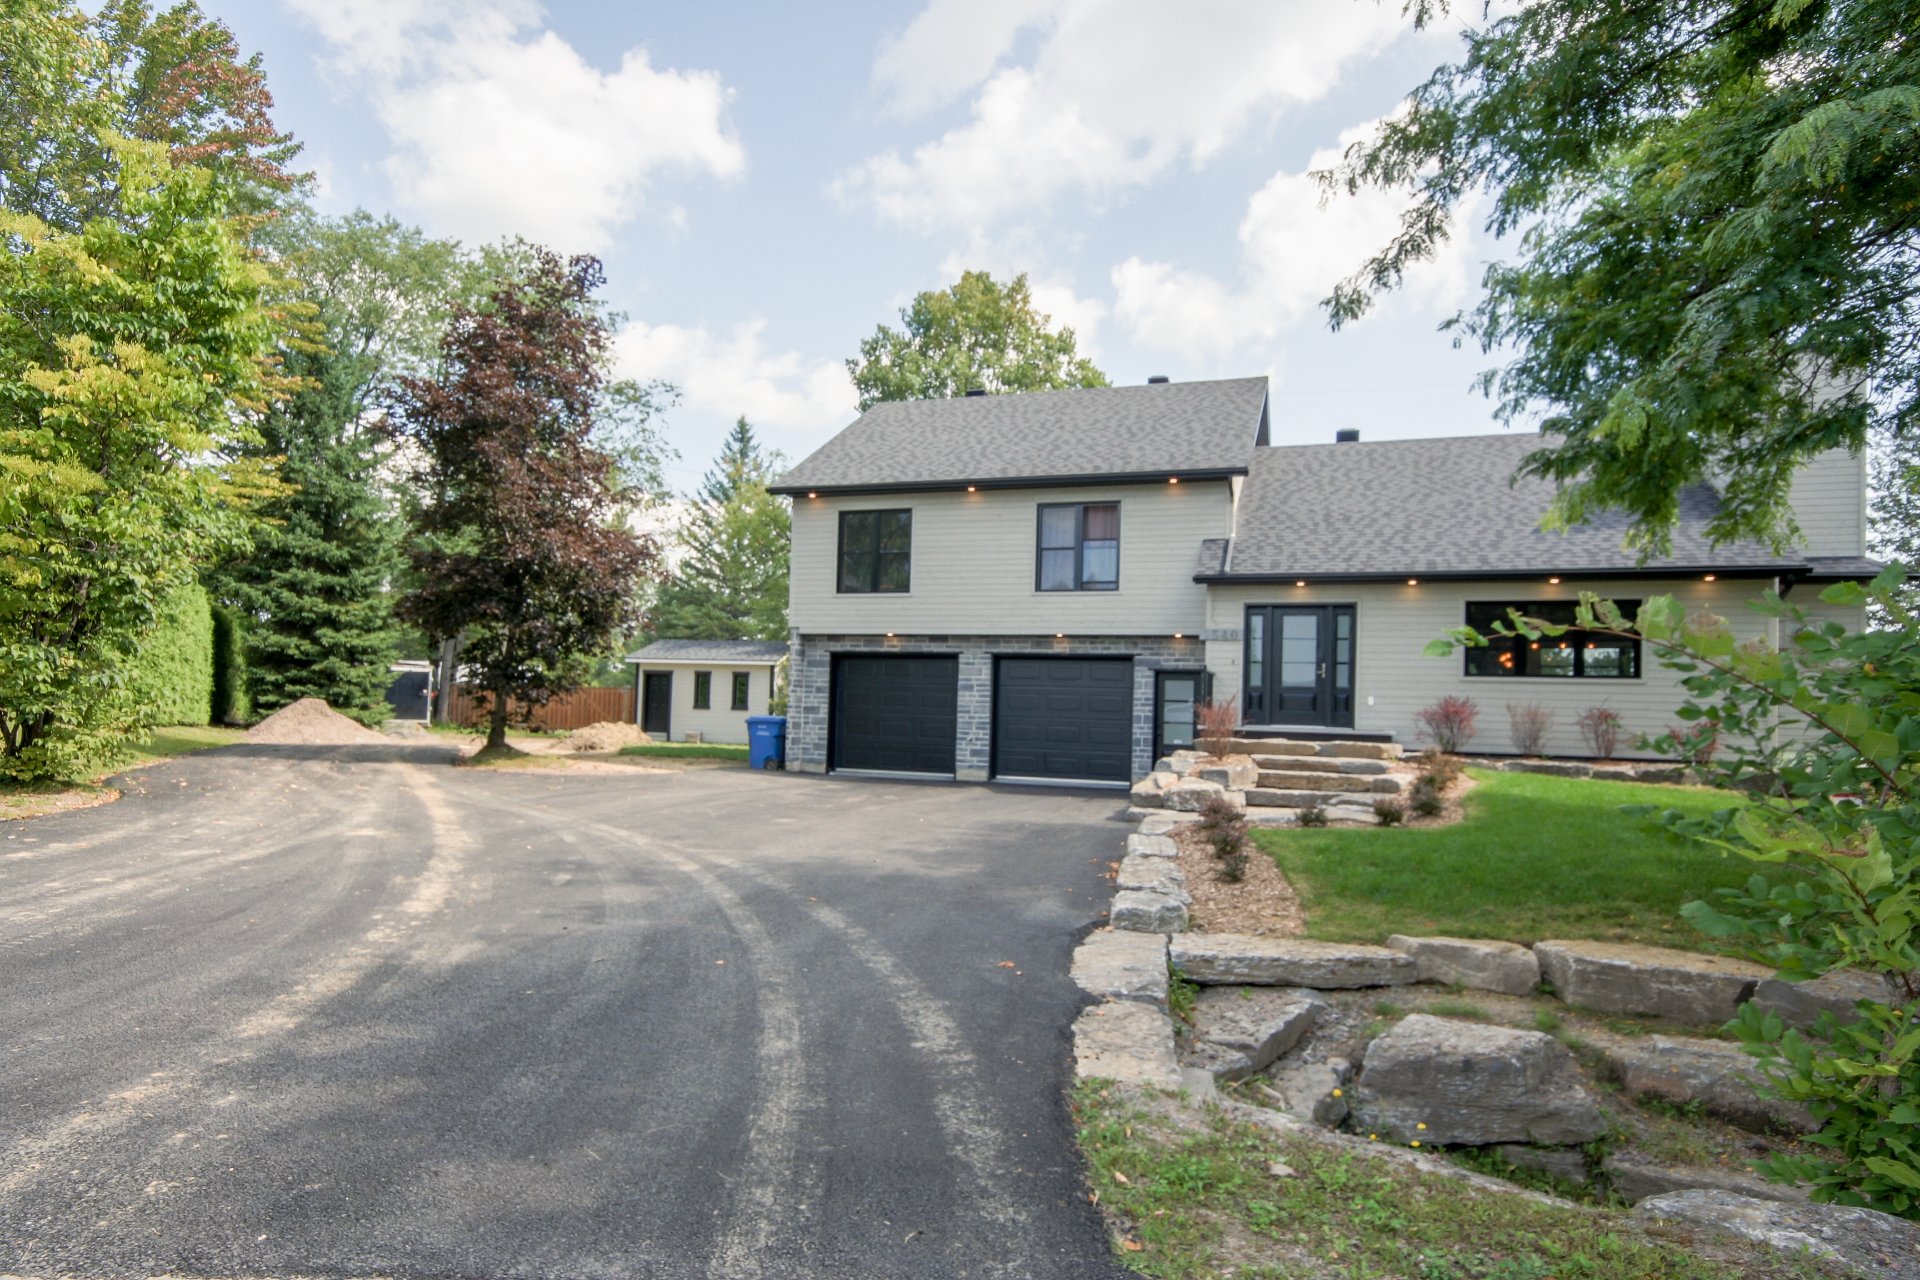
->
{"left": 650, "top": 419, "right": 790, "bottom": 642}
{"left": 1328, "top": 0, "right": 1918, "bottom": 552}
{"left": 1435, "top": 578, "right": 1920, "bottom": 1214}
{"left": 1871, "top": 430, "right": 1920, "bottom": 622}
{"left": 0, "top": 137, "right": 287, "bottom": 780}
{"left": 125, "top": 580, "right": 213, "bottom": 726}
{"left": 209, "top": 603, "right": 248, "bottom": 725}
{"left": 847, "top": 270, "right": 1107, "bottom": 411}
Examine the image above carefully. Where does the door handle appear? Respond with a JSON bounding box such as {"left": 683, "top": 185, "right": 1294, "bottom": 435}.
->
{"left": 1319, "top": 662, "right": 1327, "bottom": 681}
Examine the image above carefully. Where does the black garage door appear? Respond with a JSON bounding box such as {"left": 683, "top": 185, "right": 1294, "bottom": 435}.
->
{"left": 831, "top": 655, "right": 958, "bottom": 776}
{"left": 993, "top": 657, "right": 1134, "bottom": 783}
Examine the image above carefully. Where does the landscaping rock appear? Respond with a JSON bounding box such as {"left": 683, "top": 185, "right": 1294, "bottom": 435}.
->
{"left": 1162, "top": 778, "right": 1240, "bottom": 813}
{"left": 1634, "top": 1189, "right": 1920, "bottom": 1278}
{"left": 1189, "top": 989, "right": 1322, "bottom": 1079}
{"left": 1386, "top": 935, "right": 1541, "bottom": 996}
{"left": 1534, "top": 939, "right": 1771, "bottom": 1025}
{"left": 1136, "top": 812, "right": 1198, "bottom": 836}
{"left": 1491, "top": 1144, "right": 1591, "bottom": 1186}
{"left": 1501, "top": 759, "right": 1595, "bottom": 779}
{"left": 1071, "top": 1001, "right": 1182, "bottom": 1089}
{"left": 1158, "top": 750, "right": 1207, "bottom": 777}
{"left": 1255, "top": 770, "right": 1381, "bottom": 793}
{"left": 1196, "top": 756, "right": 1257, "bottom": 788}
{"left": 1627, "top": 764, "right": 1693, "bottom": 784}
{"left": 1110, "top": 890, "right": 1189, "bottom": 934}
{"left": 1171, "top": 935, "right": 1416, "bottom": 987}
{"left": 1071, "top": 929, "right": 1169, "bottom": 1006}
{"left": 1601, "top": 1152, "right": 1804, "bottom": 1206}
{"left": 1125, "top": 833, "right": 1180, "bottom": 860}
{"left": 1749, "top": 969, "right": 1887, "bottom": 1032}
{"left": 1598, "top": 1034, "right": 1815, "bottom": 1133}
{"left": 1319, "top": 741, "right": 1402, "bottom": 760}
{"left": 1262, "top": 1056, "right": 1352, "bottom": 1127}
{"left": 1351, "top": 1014, "right": 1607, "bottom": 1146}
{"left": 1116, "top": 854, "right": 1189, "bottom": 902}
{"left": 1128, "top": 770, "right": 1179, "bottom": 809}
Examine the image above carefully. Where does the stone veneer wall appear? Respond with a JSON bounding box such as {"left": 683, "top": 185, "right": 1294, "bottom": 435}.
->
{"left": 787, "top": 633, "right": 1206, "bottom": 781}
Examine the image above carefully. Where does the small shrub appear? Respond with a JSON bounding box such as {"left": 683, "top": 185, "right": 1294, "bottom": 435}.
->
{"left": 1216, "top": 845, "right": 1250, "bottom": 883}
{"left": 1408, "top": 777, "right": 1445, "bottom": 817}
{"left": 1412, "top": 749, "right": 1464, "bottom": 792}
{"left": 1296, "top": 804, "right": 1329, "bottom": 828}
{"left": 1372, "top": 797, "right": 1405, "bottom": 826}
{"left": 1575, "top": 706, "right": 1624, "bottom": 759}
{"left": 1196, "top": 790, "right": 1242, "bottom": 834}
{"left": 1414, "top": 695, "right": 1478, "bottom": 751}
{"left": 1506, "top": 701, "right": 1553, "bottom": 756}
{"left": 1664, "top": 720, "right": 1720, "bottom": 767}
{"left": 1195, "top": 694, "right": 1239, "bottom": 751}
{"left": 1197, "top": 790, "right": 1251, "bottom": 882}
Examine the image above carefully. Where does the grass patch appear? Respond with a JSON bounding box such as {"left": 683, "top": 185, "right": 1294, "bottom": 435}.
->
{"left": 1, "top": 724, "right": 246, "bottom": 820}
{"left": 122, "top": 724, "right": 246, "bottom": 766}
{"left": 1252, "top": 769, "right": 1760, "bottom": 946}
{"left": 617, "top": 742, "right": 750, "bottom": 761}
{"left": 1074, "top": 1082, "right": 1821, "bottom": 1280}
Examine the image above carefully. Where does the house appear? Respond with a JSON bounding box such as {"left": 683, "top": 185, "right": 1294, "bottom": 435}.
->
{"left": 768, "top": 377, "right": 1873, "bottom": 783}
{"left": 625, "top": 639, "right": 788, "bottom": 745}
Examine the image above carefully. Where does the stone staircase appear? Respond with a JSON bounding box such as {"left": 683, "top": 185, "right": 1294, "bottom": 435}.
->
{"left": 1134, "top": 735, "right": 1412, "bottom": 822}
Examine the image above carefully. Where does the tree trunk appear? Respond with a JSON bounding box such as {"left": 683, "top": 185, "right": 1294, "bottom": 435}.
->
{"left": 486, "top": 686, "right": 509, "bottom": 750}
{"left": 432, "top": 632, "right": 463, "bottom": 725}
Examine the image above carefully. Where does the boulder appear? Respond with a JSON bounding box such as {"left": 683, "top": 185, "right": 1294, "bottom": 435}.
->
{"left": 1110, "top": 890, "right": 1189, "bottom": 935}
{"left": 1256, "top": 770, "right": 1381, "bottom": 793}
{"left": 1187, "top": 989, "right": 1322, "bottom": 1080}
{"left": 1136, "top": 812, "right": 1198, "bottom": 836}
{"left": 1386, "top": 935, "right": 1541, "bottom": 996}
{"left": 1634, "top": 1189, "right": 1920, "bottom": 1279}
{"left": 1124, "top": 833, "right": 1180, "bottom": 860}
{"left": 1196, "top": 755, "right": 1258, "bottom": 788}
{"left": 1601, "top": 1152, "right": 1804, "bottom": 1206}
{"left": 1491, "top": 1144, "right": 1591, "bottom": 1186}
{"left": 1071, "top": 929, "right": 1169, "bottom": 1006}
{"left": 1263, "top": 1056, "right": 1353, "bottom": 1128}
{"left": 1072, "top": 1001, "right": 1181, "bottom": 1089}
{"left": 1501, "top": 759, "right": 1595, "bottom": 779}
{"left": 1749, "top": 969, "right": 1888, "bottom": 1032}
{"left": 1350, "top": 1014, "right": 1607, "bottom": 1146}
{"left": 1318, "top": 741, "right": 1402, "bottom": 760}
{"left": 1171, "top": 934, "right": 1417, "bottom": 988}
{"left": 1116, "top": 854, "right": 1189, "bottom": 901}
{"left": 1160, "top": 750, "right": 1207, "bottom": 777}
{"left": 1128, "top": 770, "right": 1179, "bottom": 809}
{"left": 1598, "top": 1034, "right": 1814, "bottom": 1133}
{"left": 1162, "top": 777, "right": 1241, "bottom": 813}
{"left": 1534, "top": 939, "right": 1771, "bottom": 1025}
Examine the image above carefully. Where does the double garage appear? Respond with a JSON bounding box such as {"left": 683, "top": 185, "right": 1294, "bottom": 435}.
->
{"left": 829, "top": 654, "right": 1134, "bottom": 784}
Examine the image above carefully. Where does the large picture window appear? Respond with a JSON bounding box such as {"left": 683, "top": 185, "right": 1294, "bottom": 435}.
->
{"left": 1037, "top": 502, "right": 1120, "bottom": 591}
{"left": 838, "top": 509, "right": 911, "bottom": 593}
{"left": 1463, "top": 601, "right": 1642, "bottom": 678}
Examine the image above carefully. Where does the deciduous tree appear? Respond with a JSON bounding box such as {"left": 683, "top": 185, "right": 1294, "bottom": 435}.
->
{"left": 390, "top": 251, "right": 656, "bottom": 750}
{"left": 848, "top": 270, "right": 1106, "bottom": 411}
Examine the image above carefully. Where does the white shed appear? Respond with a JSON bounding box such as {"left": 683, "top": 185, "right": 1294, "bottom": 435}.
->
{"left": 625, "top": 639, "right": 789, "bottom": 745}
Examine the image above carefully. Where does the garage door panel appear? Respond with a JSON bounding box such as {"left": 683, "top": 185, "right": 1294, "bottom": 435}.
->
{"left": 993, "top": 657, "right": 1134, "bottom": 783}
{"left": 832, "top": 655, "right": 958, "bottom": 775}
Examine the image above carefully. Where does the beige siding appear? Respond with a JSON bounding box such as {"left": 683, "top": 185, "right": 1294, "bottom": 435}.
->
{"left": 1787, "top": 448, "right": 1866, "bottom": 557}
{"left": 635, "top": 662, "right": 776, "bottom": 745}
{"left": 789, "top": 480, "right": 1231, "bottom": 636}
{"left": 1203, "top": 577, "right": 1794, "bottom": 758}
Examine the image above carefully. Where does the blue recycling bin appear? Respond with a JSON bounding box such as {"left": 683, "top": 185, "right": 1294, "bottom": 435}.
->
{"left": 747, "top": 715, "right": 788, "bottom": 770}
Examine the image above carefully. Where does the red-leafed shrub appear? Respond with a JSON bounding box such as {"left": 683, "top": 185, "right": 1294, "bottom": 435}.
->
{"left": 1506, "top": 701, "right": 1553, "bottom": 756}
{"left": 1576, "top": 706, "right": 1624, "bottom": 760}
{"left": 1414, "top": 696, "right": 1479, "bottom": 752}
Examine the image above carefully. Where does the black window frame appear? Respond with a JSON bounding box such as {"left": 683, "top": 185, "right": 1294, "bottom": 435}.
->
{"left": 1035, "top": 501, "right": 1121, "bottom": 592}
{"left": 837, "top": 508, "right": 912, "bottom": 594}
{"left": 1461, "top": 600, "right": 1643, "bottom": 680}
{"left": 730, "top": 671, "right": 750, "bottom": 711}
{"left": 693, "top": 670, "right": 712, "bottom": 708}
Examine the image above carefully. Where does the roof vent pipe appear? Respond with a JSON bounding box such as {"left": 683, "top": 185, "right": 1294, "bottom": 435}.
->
{"left": 964, "top": 387, "right": 987, "bottom": 397}
{"left": 1335, "top": 428, "right": 1360, "bottom": 443}
{"left": 1146, "top": 375, "right": 1170, "bottom": 384}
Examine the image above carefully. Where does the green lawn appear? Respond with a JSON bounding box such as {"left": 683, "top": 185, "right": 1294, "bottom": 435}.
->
{"left": 617, "top": 742, "right": 751, "bottom": 762}
{"left": 1252, "top": 769, "right": 1763, "bottom": 947}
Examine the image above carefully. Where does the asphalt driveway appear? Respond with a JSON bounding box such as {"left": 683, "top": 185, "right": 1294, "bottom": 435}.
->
{"left": 0, "top": 743, "right": 1136, "bottom": 1280}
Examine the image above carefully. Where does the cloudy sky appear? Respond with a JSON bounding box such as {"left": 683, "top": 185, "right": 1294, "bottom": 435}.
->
{"left": 208, "top": 0, "right": 1513, "bottom": 492}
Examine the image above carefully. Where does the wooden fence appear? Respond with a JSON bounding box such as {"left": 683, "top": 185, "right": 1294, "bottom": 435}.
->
{"left": 442, "top": 684, "right": 634, "bottom": 732}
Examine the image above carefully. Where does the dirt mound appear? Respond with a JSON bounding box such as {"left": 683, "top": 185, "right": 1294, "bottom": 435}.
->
{"left": 246, "top": 698, "right": 390, "bottom": 746}
{"left": 560, "top": 721, "right": 653, "bottom": 753}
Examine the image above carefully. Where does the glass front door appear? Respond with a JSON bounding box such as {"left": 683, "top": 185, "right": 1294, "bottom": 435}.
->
{"left": 1243, "top": 605, "right": 1355, "bottom": 728}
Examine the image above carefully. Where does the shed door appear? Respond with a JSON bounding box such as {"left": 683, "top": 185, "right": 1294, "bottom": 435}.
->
{"left": 993, "top": 657, "right": 1133, "bottom": 783}
{"left": 831, "top": 655, "right": 958, "bottom": 776}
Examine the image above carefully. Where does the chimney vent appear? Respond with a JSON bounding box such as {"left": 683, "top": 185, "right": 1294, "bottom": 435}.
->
{"left": 1146, "top": 375, "right": 1170, "bottom": 385}
{"left": 1335, "top": 428, "right": 1360, "bottom": 443}
{"left": 964, "top": 387, "right": 987, "bottom": 397}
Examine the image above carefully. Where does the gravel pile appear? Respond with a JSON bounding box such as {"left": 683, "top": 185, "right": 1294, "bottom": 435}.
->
{"left": 560, "top": 721, "right": 654, "bottom": 753}
{"left": 245, "top": 698, "right": 390, "bottom": 746}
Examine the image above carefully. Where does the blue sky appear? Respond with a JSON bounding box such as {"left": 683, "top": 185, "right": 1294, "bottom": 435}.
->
{"left": 205, "top": 0, "right": 1515, "bottom": 493}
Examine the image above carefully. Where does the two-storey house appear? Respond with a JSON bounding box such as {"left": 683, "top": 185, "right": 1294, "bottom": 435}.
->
{"left": 769, "top": 377, "right": 1873, "bottom": 785}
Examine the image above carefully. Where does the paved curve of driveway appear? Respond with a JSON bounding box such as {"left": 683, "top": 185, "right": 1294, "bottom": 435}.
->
{"left": 1, "top": 742, "right": 1137, "bottom": 1280}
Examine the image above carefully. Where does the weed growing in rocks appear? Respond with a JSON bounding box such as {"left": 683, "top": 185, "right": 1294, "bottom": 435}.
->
{"left": 1296, "top": 804, "right": 1329, "bottom": 828}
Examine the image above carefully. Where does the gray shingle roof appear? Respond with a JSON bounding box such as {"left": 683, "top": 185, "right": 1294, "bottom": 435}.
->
{"left": 625, "top": 639, "right": 790, "bottom": 664}
{"left": 769, "top": 377, "right": 1269, "bottom": 493}
{"left": 1213, "top": 433, "right": 1806, "bottom": 579}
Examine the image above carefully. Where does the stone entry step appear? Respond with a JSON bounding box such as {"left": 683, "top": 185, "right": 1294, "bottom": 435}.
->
{"left": 1255, "top": 771, "right": 1404, "bottom": 795}
{"left": 1250, "top": 755, "right": 1391, "bottom": 776}
{"left": 1203, "top": 736, "right": 1403, "bottom": 761}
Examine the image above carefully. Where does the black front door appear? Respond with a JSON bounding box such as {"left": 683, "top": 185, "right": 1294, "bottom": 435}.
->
{"left": 641, "top": 671, "right": 672, "bottom": 737}
{"left": 1244, "top": 605, "right": 1354, "bottom": 728}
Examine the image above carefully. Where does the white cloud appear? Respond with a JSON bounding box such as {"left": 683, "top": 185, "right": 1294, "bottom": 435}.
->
{"left": 1112, "top": 116, "right": 1479, "bottom": 367}
{"left": 841, "top": 0, "right": 1425, "bottom": 232}
{"left": 872, "top": 0, "right": 1059, "bottom": 116}
{"left": 286, "top": 0, "right": 743, "bottom": 251}
{"left": 613, "top": 320, "right": 856, "bottom": 438}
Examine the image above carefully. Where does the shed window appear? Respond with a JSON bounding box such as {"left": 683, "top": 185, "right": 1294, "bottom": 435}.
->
{"left": 731, "top": 671, "right": 750, "bottom": 711}
{"left": 1463, "top": 601, "right": 1642, "bottom": 679}
{"left": 693, "top": 671, "right": 712, "bottom": 708}
{"left": 838, "top": 510, "right": 912, "bottom": 593}
{"left": 1037, "top": 502, "right": 1120, "bottom": 591}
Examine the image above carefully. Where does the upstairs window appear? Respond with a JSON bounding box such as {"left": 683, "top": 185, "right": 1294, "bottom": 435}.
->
{"left": 838, "top": 509, "right": 912, "bottom": 593}
{"left": 1037, "top": 502, "right": 1120, "bottom": 591}
{"left": 1463, "top": 601, "right": 1642, "bottom": 678}
{"left": 693, "top": 671, "right": 712, "bottom": 708}
{"left": 731, "top": 671, "right": 750, "bottom": 711}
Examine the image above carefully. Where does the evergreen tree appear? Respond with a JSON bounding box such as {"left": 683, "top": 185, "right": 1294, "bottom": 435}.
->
{"left": 650, "top": 419, "right": 790, "bottom": 641}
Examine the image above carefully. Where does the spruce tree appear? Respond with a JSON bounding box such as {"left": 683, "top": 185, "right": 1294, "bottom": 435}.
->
{"left": 650, "top": 419, "right": 790, "bottom": 641}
